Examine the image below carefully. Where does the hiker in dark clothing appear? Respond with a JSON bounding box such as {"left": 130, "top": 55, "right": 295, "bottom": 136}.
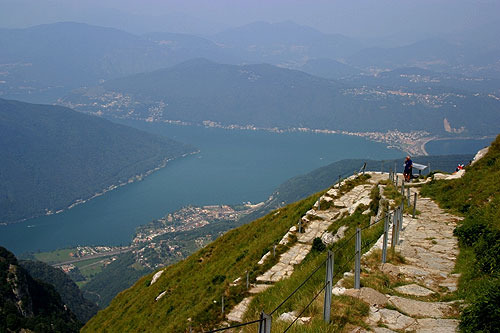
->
{"left": 404, "top": 156, "right": 413, "bottom": 182}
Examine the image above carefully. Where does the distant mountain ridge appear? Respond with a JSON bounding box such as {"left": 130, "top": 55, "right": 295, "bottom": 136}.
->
{"left": 0, "top": 98, "right": 196, "bottom": 223}
{"left": 2, "top": 20, "right": 499, "bottom": 104}
{"left": 61, "top": 59, "right": 500, "bottom": 136}
{"left": 212, "top": 21, "right": 363, "bottom": 64}
{"left": 0, "top": 22, "right": 238, "bottom": 102}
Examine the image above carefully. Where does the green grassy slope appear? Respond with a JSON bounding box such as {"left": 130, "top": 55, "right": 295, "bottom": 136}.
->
{"left": 82, "top": 191, "right": 325, "bottom": 332}
{"left": 421, "top": 134, "right": 500, "bottom": 332}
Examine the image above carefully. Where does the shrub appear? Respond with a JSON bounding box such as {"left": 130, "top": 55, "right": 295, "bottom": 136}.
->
{"left": 312, "top": 237, "right": 326, "bottom": 252}
{"left": 474, "top": 229, "right": 500, "bottom": 275}
{"left": 460, "top": 279, "right": 500, "bottom": 333}
{"left": 454, "top": 221, "right": 488, "bottom": 247}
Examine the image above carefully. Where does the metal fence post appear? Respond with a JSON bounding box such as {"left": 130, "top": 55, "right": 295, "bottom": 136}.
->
{"left": 222, "top": 296, "right": 224, "bottom": 315}
{"left": 407, "top": 187, "right": 410, "bottom": 207}
{"left": 413, "top": 193, "right": 417, "bottom": 218}
{"left": 401, "top": 180, "right": 405, "bottom": 198}
{"left": 273, "top": 245, "right": 276, "bottom": 257}
{"left": 400, "top": 203, "right": 404, "bottom": 232}
{"left": 428, "top": 162, "right": 431, "bottom": 175}
{"left": 394, "top": 208, "right": 400, "bottom": 246}
{"left": 298, "top": 219, "right": 302, "bottom": 233}
{"left": 391, "top": 211, "right": 397, "bottom": 250}
{"left": 323, "top": 251, "right": 333, "bottom": 323}
{"left": 382, "top": 213, "right": 389, "bottom": 263}
{"left": 355, "top": 228, "right": 361, "bottom": 289}
{"left": 395, "top": 175, "right": 398, "bottom": 187}
{"left": 258, "top": 312, "right": 272, "bottom": 333}
{"left": 338, "top": 175, "right": 341, "bottom": 188}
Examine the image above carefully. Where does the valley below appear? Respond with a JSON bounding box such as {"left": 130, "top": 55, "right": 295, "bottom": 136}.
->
{"left": 0, "top": 120, "right": 405, "bottom": 255}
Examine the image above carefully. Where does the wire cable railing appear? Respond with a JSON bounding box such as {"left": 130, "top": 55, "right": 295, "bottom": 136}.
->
{"left": 205, "top": 165, "right": 414, "bottom": 333}
{"left": 269, "top": 256, "right": 328, "bottom": 316}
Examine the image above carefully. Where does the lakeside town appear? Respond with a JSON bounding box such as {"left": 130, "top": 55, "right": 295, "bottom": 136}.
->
{"left": 133, "top": 203, "right": 262, "bottom": 244}
{"left": 130, "top": 203, "right": 263, "bottom": 269}
{"left": 36, "top": 202, "right": 264, "bottom": 275}
{"left": 56, "top": 89, "right": 461, "bottom": 156}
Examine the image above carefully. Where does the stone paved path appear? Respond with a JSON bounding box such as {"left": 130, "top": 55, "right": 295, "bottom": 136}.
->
{"left": 337, "top": 187, "right": 463, "bottom": 332}
{"left": 227, "top": 172, "right": 386, "bottom": 323}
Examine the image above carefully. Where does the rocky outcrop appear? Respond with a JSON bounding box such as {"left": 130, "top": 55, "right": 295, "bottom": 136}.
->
{"left": 0, "top": 246, "right": 81, "bottom": 332}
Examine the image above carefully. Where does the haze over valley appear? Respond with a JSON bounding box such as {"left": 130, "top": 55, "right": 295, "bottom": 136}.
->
{"left": 0, "top": 1, "right": 499, "bottom": 331}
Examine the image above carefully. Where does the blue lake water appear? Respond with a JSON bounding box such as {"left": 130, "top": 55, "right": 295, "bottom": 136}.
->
{"left": 0, "top": 121, "right": 403, "bottom": 254}
{"left": 425, "top": 137, "right": 494, "bottom": 156}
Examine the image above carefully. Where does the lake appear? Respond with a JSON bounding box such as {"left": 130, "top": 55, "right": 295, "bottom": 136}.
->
{"left": 0, "top": 121, "right": 403, "bottom": 254}
{"left": 425, "top": 137, "right": 494, "bottom": 156}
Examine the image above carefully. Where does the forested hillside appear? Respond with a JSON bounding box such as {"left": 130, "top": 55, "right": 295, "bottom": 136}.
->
{"left": 0, "top": 98, "right": 195, "bottom": 223}
{"left": 61, "top": 59, "right": 500, "bottom": 135}
{"left": 20, "top": 260, "right": 98, "bottom": 323}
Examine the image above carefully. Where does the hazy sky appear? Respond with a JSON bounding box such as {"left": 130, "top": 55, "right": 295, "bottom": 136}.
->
{"left": 1, "top": 0, "right": 499, "bottom": 40}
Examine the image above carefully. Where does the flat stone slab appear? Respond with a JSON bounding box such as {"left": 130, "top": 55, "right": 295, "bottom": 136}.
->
{"left": 388, "top": 296, "right": 455, "bottom": 318}
{"left": 277, "top": 311, "right": 311, "bottom": 325}
{"left": 326, "top": 188, "right": 339, "bottom": 197}
{"left": 297, "top": 220, "right": 331, "bottom": 243}
{"left": 395, "top": 284, "right": 435, "bottom": 297}
{"left": 334, "top": 200, "right": 346, "bottom": 207}
{"left": 257, "top": 251, "right": 271, "bottom": 265}
{"left": 380, "top": 263, "right": 401, "bottom": 276}
{"left": 368, "top": 306, "right": 416, "bottom": 330}
{"left": 256, "top": 243, "right": 311, "bottom": 282}
{"left": 248, "top": 284, "right": 271, "bottom": 294}
{"left": 227, "top": 296, "right": 253, "bottom": 323}
{"left": 348, "top": 196, "right": 372, "bottom": 214}
{"left": 349, "top": 327, "right": 371, "bottom": 333}
{"left": 408, "top": 318, "right": 459, "bottom": 333}
{"left": 439, "top": 281, "right": 458, "bottom": 292}
{"left": 321, "top": 225, "right": 348, "bottom": 245}
{"left": 371, "top": 328, "right": 397, "bottom": 333}
{"left": 344, "top": 287, "right": 388, "bottom": 307}
{"left": 433, "top": 170, "right": 465, "bottom": 180}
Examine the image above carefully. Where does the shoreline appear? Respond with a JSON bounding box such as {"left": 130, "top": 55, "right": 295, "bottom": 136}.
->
{"left": 119, "top": 116, "right": 434, "bottom": 156}
{"left": 0, "top": 150, "right": 200, "bottom": 227}
{"left": 422, "top": 135, "right": 496, "bottom": 156}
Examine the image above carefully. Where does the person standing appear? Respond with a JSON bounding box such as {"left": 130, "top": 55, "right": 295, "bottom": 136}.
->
{"left": 404, "top": 156, "right": 413, "bottom": 182}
